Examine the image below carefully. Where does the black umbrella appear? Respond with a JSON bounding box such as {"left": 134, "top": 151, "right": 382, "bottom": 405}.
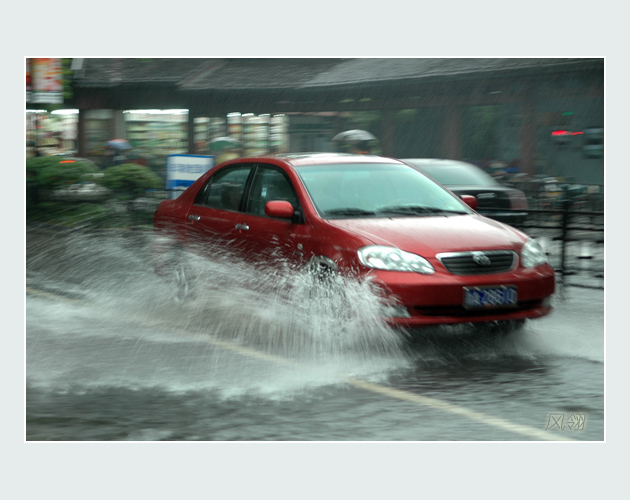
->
{"left": 332, "top": 129, "right": 377, "bottom": 143}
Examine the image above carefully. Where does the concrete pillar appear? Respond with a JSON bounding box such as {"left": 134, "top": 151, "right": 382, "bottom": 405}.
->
{"left": 112, "top": 111, "right": 126, "bottom": 139}
{"left": 443, "top": 104, "right": 462, "bottom": 159}
{"left": 187, "top": 110, "right": 196, "bottom": 154}
{"left": 381, "top": 107, "right": 395, "bottom": 157}
{"left": 520, "top": 86, "right": 537, "bottom": 177}
{"left": 77, "top": 109, "right": 86, "bottom": 158}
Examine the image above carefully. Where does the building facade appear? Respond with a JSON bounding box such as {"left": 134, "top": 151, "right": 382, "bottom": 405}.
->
{"left": 28, "top": 58, "right": 605, "bottom": 185}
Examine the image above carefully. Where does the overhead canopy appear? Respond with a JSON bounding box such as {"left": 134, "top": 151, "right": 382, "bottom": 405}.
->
{"left": 69, "top": 58, "right": 604, "bottom": 113}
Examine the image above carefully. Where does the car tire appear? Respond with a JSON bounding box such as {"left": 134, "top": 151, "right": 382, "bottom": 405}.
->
{"left": 307, "top": 257, "right": 338, "bottom": 283}
{"left": 304, "top": 256, "right": 351, "bottom": 309}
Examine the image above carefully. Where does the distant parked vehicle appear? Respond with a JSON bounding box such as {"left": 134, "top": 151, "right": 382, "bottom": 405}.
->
{"left": 401, "top": 158, "right": 529, "bottom": 226}
{"left": 50, "top": 178, "right": 110, "bottom": 201}
{"left": 49, "top": 156, "right": 110, "bottom": 201}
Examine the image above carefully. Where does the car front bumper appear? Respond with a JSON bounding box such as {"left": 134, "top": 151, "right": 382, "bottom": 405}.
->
{"left": 369, "top": 264, "right": 556, "bottom": 327}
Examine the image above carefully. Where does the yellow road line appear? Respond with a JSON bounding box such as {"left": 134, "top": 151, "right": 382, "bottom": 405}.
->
{"left": 26, "top": 286, "right": 574, "bottom": 441}
{"left": 345, "top": 377, "right": 573, "bottom": 441}
{"left": 156, "top": 324, "right": 574, "bottom": 441}
{"left": 186, "top": 331, "right": 299, "bottom": 368}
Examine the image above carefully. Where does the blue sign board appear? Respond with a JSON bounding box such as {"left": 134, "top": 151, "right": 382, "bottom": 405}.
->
{"left": 165, "top": 154, "right": 215, "bottom": 198}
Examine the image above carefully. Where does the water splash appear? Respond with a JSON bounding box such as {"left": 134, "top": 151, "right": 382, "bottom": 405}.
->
{"left": 26, "top": 231, "right": 412, "bottom": 398}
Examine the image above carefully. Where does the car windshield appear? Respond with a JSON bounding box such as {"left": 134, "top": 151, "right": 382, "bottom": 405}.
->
{"left": 296, "top": 162, "right": 472, "bottom": 219}
{"left": 415, "top": 163, "right": 500, "bottom": 187}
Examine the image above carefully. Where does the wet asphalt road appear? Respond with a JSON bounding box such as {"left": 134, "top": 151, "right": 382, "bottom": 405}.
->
{"left": 25, "top": 227, "right": 604, "bottom": 441}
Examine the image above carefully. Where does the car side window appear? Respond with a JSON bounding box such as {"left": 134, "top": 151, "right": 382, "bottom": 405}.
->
{"left": 195, "top": 165, "right": 252, "bottom": 211}
{"left": 246, "top": 165, "right": 299, "bottom": 217}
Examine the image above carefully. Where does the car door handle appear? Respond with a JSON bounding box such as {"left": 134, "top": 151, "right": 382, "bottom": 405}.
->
{"left": 188, "top": 214, "right": 201, "bottom": 222}
{"left": 235, "top": 223, "right": 249, "bottom": 231}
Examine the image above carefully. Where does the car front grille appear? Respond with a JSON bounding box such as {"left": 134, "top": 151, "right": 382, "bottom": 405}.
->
{"left": 437, "top": 250, "right": 517, "bottom": 275}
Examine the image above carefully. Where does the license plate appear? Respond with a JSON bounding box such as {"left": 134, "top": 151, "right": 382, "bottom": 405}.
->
{"left": 463, "top": 285, "right": 518, "bottom": 309}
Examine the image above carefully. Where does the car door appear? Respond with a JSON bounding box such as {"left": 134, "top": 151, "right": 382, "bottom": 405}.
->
{"left": 235, "top": 163, "right": 311, "bottom": 266}
{"left": 185, "top": 164, "right": 254, "bottom": 257}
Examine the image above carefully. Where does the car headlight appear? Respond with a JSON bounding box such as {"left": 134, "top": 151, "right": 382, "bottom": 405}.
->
{"left": 358, "top": 246, "right": 435, "bottom": 274}
{"left": 521, "top": 239, "right": 548, "bottom": 268}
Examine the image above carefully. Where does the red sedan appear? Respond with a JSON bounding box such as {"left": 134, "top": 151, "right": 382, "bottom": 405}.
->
{"left": 152, "top": 153, "right": 554, "bottom": 329}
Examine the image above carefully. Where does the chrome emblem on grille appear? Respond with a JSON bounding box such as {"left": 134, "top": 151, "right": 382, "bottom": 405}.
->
{"left": 472, "top": 252, "right": 492, "bottom": 266}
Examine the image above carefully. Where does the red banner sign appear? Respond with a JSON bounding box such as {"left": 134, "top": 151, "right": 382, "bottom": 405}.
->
{"left": 28, "top": 58, "right": 63, "bottom": 104}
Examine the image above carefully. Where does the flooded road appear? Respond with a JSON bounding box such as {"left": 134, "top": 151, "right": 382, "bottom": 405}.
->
{"left": 25, "top": 227, "right": 604, "bottom": 441}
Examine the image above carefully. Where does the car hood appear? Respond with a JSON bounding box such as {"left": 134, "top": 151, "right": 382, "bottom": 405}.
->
{"left": 327, "top": 214, "right": 526, "bottom": 256}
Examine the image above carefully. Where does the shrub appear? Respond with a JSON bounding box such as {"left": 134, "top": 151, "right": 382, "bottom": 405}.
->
{"left": 26, "top": 156, "right": 100, "bottom": 205}
{"left": 101, "top": 163, "right": 162, "bottom": 198}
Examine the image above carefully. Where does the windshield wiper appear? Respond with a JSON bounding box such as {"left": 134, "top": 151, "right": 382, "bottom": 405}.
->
{"left": 323, "top": 207, "right": 378, "bottom": 217}
{"left": 377, "top": 205, "right": 469, "bottom": 216}
{"left": 421, "top": 207, "right": 469, "bottom": 215}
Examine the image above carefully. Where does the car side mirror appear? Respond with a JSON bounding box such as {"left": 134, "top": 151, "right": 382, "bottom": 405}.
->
{"left": 265, "top": 200, "right": 295, "bottom": 219}
{"left": 460, "top": 195, "right": 478, "bottom": 210}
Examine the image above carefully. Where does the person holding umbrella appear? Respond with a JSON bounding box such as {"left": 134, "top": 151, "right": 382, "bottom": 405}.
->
{"left": 332, "top": 129, "right": 377, "bottom": 154}
{"left": 104, "top": 139, "right": 133, "bottom": 167}
{"left": 348, "top": 141, "right": 371, "bottom": 154}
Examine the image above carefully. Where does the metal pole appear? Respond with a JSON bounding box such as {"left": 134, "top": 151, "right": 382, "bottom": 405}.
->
{"left": 559, "top": 190, "right": 571, "bottom": 284}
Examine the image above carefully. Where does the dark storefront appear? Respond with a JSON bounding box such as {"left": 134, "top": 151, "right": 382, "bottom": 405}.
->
{"left": 27, "top": 58, "right": 604, "bottom": 185}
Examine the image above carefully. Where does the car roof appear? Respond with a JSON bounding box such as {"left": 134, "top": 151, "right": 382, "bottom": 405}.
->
{"left": 267, "top": 152, "right": 404, "bottom": 167}
{"left": 401, "top": 158, "right": 479, "bottom": 169}
{"left": 401, "top": 158, "right": 504, "bottom": 187}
